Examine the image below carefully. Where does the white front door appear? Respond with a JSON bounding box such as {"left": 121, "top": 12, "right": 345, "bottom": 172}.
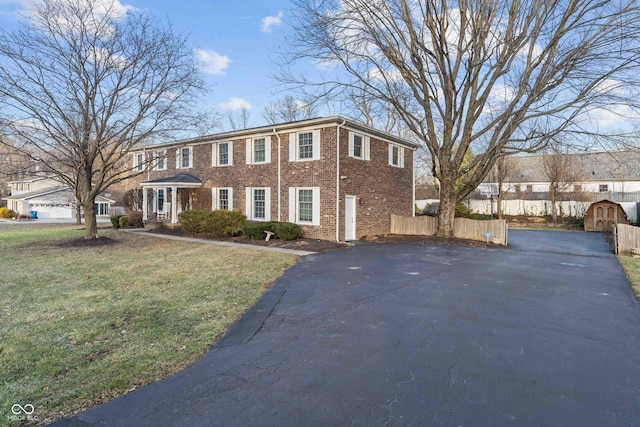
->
{"left": 345, "top": 195, "right": 356, "bottom": 241}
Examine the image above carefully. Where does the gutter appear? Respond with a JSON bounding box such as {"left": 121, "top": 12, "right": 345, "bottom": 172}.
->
{"left": 273, "top": 128, "right": 282, "bottom": 222}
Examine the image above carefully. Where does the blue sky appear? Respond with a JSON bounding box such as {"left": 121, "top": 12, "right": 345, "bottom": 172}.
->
{"left": 0, "top": 0, "right": 296, "bottom": 128}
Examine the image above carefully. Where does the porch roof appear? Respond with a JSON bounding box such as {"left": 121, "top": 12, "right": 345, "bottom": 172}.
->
{"left": 141, "top": 173, "right": 203, "bottom": 188}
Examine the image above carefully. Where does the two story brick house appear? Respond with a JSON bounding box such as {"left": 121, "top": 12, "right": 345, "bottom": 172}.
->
{"left": 121, "top": 117, "right": 417, "bottom": 241}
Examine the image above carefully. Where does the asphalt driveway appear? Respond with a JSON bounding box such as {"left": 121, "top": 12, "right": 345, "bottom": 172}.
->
{"left": 52, "top": 230, "right": 640, "bottom": 426}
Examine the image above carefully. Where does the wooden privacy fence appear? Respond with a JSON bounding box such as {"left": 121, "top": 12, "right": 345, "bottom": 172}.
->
{"left": 391, "top": 214, "right": 509, "bottom": 246}
{"left": 615, "top": 223, "right": 640, "bottom": 255}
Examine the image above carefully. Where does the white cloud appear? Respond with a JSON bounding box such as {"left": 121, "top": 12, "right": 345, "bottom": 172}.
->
{"left": 261, "top": 11, "right": 283, "bottom": 33}
{"left": 195, "top": 49, "right": 231, "bottom": 75}
{"left": 583, "top": 104, "right": 640, "bottom": 128}
{"left": 217, "top": 97, "right": 252, "bottom": 111}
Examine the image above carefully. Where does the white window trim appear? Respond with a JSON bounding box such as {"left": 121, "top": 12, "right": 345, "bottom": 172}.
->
{"left": 348, "top": 132, "right": 370, "bottom": 160}
{"left": 212, "top": 141, "right": 234, "bottom": 167}
{"left": 289, "top": 129, "right": 321, "bottom": 162}
{"left": 176, "top": 146, "right": 193, "bottom": 169}
{"left": 153, "top": 188, "right": 166, "bottom": 213}
{"left": 246, "top": 136, "right": 272, "bottom": 164}
{"left": 246, "top": 187, "right": 271, "bottom": 221}
{"left": 211, "top": 187, "right": 234, "bottom": 211}
{"left": 288, "top": 187, "right": 320, "bottom": 226}
{"left": 388, "top": 144, "right": 405, "bottom": 168}
{"left": 133, "top": 152, "right": 145, "bottom": 171}
{"left": 154, "top": 150, "right": 167, "bottom": 171}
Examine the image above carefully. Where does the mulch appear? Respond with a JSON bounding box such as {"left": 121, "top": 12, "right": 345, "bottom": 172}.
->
{"left": 147, "top": 227, "right": 503, "bottom": 252}
{"left": 362, "top": 234, "right": 505, "bottom": 249}
{"left": 54, "top": 236, "right": 120, "bottom": 248}
{"left": 148, "top": 227, "right": 351, "bottom": 253}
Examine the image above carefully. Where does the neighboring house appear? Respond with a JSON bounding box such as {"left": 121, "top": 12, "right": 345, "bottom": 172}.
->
{"left": 120, "top": 117, "right": 417, "bottom": 241}
{"left": 2, "top": 176, "right": 113, "bottom": 219}
{"left": 472, "top": 151, "right": 640, "bottom": 222}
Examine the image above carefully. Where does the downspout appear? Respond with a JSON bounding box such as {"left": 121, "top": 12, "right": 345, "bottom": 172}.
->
{"left": 336, "top": 120, "right": 346, "bottom": 242}
{"left": 412, "top": 147, "right": 416, "bottom": 217}
{"left": 273, "top": 128, "right": 281, "bottom": 222}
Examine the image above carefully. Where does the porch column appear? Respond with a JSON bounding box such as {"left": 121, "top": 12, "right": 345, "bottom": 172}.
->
{"left": 171, "top": 186, "right": 178, "bottom": 224}
{"left": 142, "top": 187, "right": 148, "bottom": 220}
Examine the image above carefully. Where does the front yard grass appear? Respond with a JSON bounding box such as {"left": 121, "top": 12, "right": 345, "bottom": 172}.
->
{"left": 0, "top": 227, "right": 297, "bottom": 425}
{"left": 618, "top": 256, "right": 640, "bottom": 299}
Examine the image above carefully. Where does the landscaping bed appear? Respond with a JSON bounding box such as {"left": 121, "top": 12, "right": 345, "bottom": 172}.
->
{"left": 149, "top": 226, "right": 350, "bottom": 253}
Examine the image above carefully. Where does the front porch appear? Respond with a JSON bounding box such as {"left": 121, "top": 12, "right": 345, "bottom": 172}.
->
{"left": 140, "top": 173, "right": 203, "bottom": 224}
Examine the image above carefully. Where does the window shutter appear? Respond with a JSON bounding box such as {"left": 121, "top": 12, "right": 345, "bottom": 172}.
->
{"left": 399, "top": 147, "right": 405, "bottom": 168}
{"left": 388, "top": 145, "right": 393, "bottom": 165}
{"left": 348, "top": 132, "right": 354, "bottom": 157}
{"left": 188, "top": 147, "right": 193, "bottom": 168}
{"left": 312, "top": 129, "right": 321, "bottom": 160}
{"left": 176, "top": 148, "right": 181, "bottom": 169}
{"left": 312, "top": 187, "right": 321, "bottom": 226}
{"left": 212, "top": 144, "right": 217, "bottom": 166}
{"left": 228, "top": 141, "right": 233, "bottom": 166}
{"left": 246, "top": 187, "right": 252, "bottom": 219}
{"left": 228, "top": 188, "right": 234, "bottom": 211}
{"left": 211, "top": 187, "right": 218, "bottom": 210}
{"left": 264, "top": 187, "right": 272, "bottom": 221}
{"left": 133, "top": 153, "right": 137, "bottom": 169}
{"left": 246, "top": 139, "right": 252, "bottom": 164}
{"left": 265, "top": 135, "right": 272, "bottom": 163}
{"left": 288, "top": 187, "right": 296, "bottom": 223}
{"left": 289, "top": 133, "right": 296, "bottom": 161}
{"left": 364, "top": 136, "right": 371, "bottom": 160}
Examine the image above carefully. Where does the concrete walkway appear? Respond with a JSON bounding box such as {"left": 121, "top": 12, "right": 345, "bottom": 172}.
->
{"left": 125, "top": 230, "right": 316, "bottom": 256}
{"left": 50, "top": 230, "right": 640, "bottom": 426}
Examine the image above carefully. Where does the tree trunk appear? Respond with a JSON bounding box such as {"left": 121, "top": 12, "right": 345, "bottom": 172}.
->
{"left": 497, "top": 192, "right": 503, "bottom": 220}
{"left": 75, "top": 203, "right": 82, "bottom": 225}
{"left": 82, "top": 200, "right": 98, "bottom": 239}
{"left": 437, "top": 178, "right": 457, "bottom": 236}
{"left": 550, "top": 188, "right": 558, "bottom": 224}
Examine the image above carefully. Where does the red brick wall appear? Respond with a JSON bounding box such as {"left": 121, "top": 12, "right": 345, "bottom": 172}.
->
{"left": 112, "top": 123, "right": 414, "bottom": 241}
{"left": 338, "top": 128, "right": 414, "bottom": 240}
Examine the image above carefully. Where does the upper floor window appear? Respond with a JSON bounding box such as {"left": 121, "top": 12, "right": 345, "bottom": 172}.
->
{"left": 176, "top": 146, "right": 193, "bottom": 169}
{"left": 388, "top": 144, "right": 405, "bottom": 168}
{"left": 133, "top": 152, "right": 145, "bottom": 171}
{"left": 573, "top": 184, "right": 582, "bottom": 192}
{"left": 246, "top": 136, "right": 271, "bottom": 164}
{"left": 349, "top": 132, "right": 370, "bottom": 160}
{"left": 289, "top": 130, "right": 321, "bottom": 161}
{"left": 212, "top": 141, "right": 233, "bottom": 167}
{"left": 12, "top": 182, "right": 31, "bottom": 192}
{"left": 154, "top": 150, "right": 167, "bottom": 171}
{"left": 599, "top": 184, "right": 608, "bottom": 192}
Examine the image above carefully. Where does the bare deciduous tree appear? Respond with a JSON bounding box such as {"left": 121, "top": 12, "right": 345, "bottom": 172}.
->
{"left": 282, "top": 0, "right": 640, "bottom": 235}
{"left": 0, "top": 0, "right": 207, "bottom": 238}
{"left": 263, "top": 95, "right": 317, "bottom": 124}
{"left": 542, "top": 147, "right": 583, "bottom": 223}
{"left": 225, "top": 107, "right": 252, "bottom": 131}
{"left": 487, "top": 155, "right": 519, "bottom": 219}
{"left": 0, "top": 136, "right": 35, "bottom": 199}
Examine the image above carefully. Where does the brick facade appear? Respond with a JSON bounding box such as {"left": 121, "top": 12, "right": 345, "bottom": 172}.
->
{"left": 114, "top": 117, "right": 416, "bottom": 242}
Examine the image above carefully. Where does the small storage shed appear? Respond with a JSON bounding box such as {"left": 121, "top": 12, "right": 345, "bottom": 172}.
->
{"left": 584, "top": 199, "right": 628, "bottom": 232}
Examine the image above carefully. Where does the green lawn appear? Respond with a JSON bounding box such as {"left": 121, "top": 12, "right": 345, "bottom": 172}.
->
{"left": 618, "top": 256, "right": 640, "bottom": 299}
{"left": 0, "top": 227, "right": 297, "bottom": 425}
